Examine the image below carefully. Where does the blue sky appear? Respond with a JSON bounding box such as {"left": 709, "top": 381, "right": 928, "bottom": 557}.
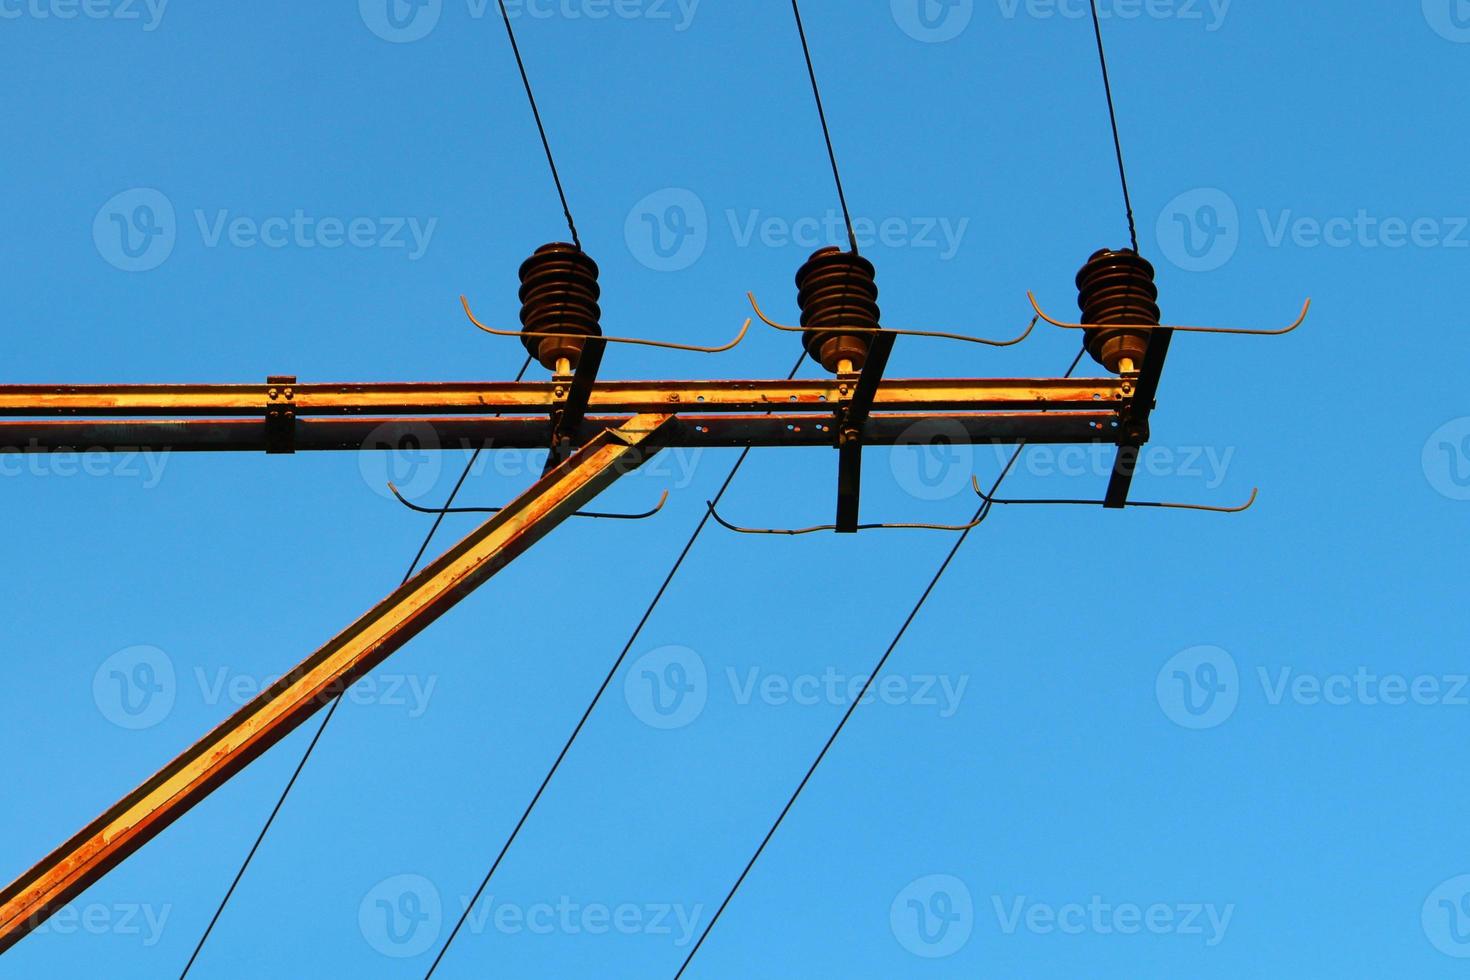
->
{"left": 2, "top": 1, "right": 1468, "bottom": 977}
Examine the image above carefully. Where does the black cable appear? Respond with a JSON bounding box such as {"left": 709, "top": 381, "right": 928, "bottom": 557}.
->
{"left": 424, "top": 352, "right": 808, "bottom": 978}
{"left": 672, "top": 350, "right": 1088, "bottom": 978}
{"left": 497, "top": 0, "right": 581, "bottom": 249}
{"left": 179, "top": 359, "right": 533, "bottom": 979}
{"left": 1087, "top": 0, "right": 1138, "bottom": 252}
{"left": 790, "top": 0, "right": 858, "bottom": 254}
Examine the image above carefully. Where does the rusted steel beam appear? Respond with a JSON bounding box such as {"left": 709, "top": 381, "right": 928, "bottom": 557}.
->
{"left": 0, "top": 377, "right": 1124, "bottom": 418}
{"left": 0, "top": 412, "right": 1121, "bottom": 453}
{"left": 0, "top": 413, "right": 679, "bottom": 955}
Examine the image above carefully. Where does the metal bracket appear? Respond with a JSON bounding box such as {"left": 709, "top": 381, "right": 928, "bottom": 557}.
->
{"left": 545, "top": 337, "right": 607, "bottom": 473}
{"left": 265, "top": 375, "right": 296, "bottom": 455}
{"left": 834, "top": 331, "right": 897, "bottom": 533}
{"left": 1103, "top": 330, "right": 1169, "bottom": 508}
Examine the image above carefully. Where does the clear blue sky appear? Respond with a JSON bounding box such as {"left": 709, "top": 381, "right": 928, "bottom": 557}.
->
{"left": 2, "top": 1, "right": 1468, "bottom": 977}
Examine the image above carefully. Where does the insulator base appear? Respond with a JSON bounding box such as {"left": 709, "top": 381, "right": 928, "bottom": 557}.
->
{"left": 519, "top": 243, "right": 603, "bottom": 372}
{"left": 795, "top": 246, "right": 882, "bottom": 374}
{"left": 1076, "top": 247, "right": 1159, "bottom": 375}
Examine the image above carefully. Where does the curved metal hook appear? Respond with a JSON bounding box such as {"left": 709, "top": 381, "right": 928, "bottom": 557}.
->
{"left": 705, "top": 498, "right": 995, "bottom": 536}
{"left": 462, "top": 296, "right": 750, "bottom": 354}
{"left": 970, "top": 475, "right": 1258, "bottom": 514}
{"left": 390, "top": 482, "right": 670, "bottom": 521}
{"left": 1027, "top": 292, "right": 1311, "bottom": 337}
{"left": 747, "top": 292, "right": 1037, "bottom": 348}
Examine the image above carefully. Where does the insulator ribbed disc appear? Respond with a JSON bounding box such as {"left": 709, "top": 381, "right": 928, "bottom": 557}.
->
{"left": 795, "top": 246, "right": 882, "bottom": 374}
{"left": 518, "top": 242, "right": 603, "bottom": 371}
{"left": 1075, "top": 247, "right": 1158, "bottom": 374}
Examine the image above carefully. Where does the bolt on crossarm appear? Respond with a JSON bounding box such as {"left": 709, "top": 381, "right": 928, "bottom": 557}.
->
{"left": 0, "top": 413, "right": 679, "bottom": 955}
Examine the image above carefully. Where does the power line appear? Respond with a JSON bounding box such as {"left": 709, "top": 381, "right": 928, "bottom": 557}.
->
{"left": 496, "top": 0, "right": 581, "bottom": 249}
{"left": 790, "top": 0, "right": 858, "bottom": 253}
{"left": 423, "top": 352, "right": 807, "bottom": 978}
{"left": 1087, "top": 0, "right": 1139, "bottom": 252}
{"left": 672, "top": 350, "right": 1088, "bottom": 978}
{"left": 179, "top": 360, "right": 532, "bottom": 979}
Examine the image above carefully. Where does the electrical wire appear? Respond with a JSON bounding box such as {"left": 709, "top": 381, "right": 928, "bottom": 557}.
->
{"left": 790, "top": 0, "right": 858, "bottom": 254}
{"left": 178, "top": 358, "right": 533, "bottom": 979}
{"left": 1087, "top": 0, "right": 1139, "bottom": 252}
{"left": 496, "top": 0, "right": 581, "bottom": 249}
{"left": 423, "top": 352, "right": 808, "bottom": 978}
{"left": 671, "top": 349, "right": 1088, "bottom": 978}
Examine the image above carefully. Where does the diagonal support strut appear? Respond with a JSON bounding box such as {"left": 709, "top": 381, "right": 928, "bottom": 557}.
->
{"left": 0, "top": 413, "right": 679, "bottom": 955}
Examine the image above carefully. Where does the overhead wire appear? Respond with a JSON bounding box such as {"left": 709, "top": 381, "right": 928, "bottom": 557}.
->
{"left": 1087, "top": 0, "right": 1139, "bottom": 251}
{"left": 671, "top": 350, "right": 1089, "bottom": 978}
{"left": 423, "top": 352, "right": 809, "bottom": 978}
{"left": 177, "top": 361, "right": 534, "bottom": 979}
{"left": 791, "top": 0, "right": 858, "bottom": 254}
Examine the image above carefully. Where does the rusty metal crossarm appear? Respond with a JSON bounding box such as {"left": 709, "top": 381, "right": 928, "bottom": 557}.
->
{"left": 0, "top": 377, "right": 1125, "bottom": 418}
{"left": 0, "top": 413, "right": 679, "bottom": 955}
{"left": 0, "top": 412, "right": 1124, "bottom": 453}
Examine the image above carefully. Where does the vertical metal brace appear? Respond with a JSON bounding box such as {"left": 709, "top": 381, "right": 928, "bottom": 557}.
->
{"left": 264, "top": 375, "right": 296, "bottom": 455}
{"left": 544, "top": 337, "right": 607, "bottom": 473}
{"left": 834, "top": 332, "right": 897, "bottom": 533}
{"left": 1103, "top": 327, "right": 1170, "bottom": 508}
